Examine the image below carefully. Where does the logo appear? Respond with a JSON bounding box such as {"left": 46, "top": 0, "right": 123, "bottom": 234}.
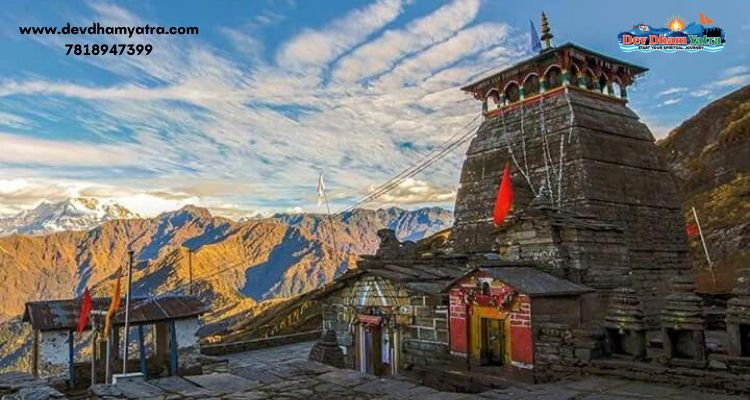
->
{"left": 618, "top": 14, "right": 725, "bottom": 53}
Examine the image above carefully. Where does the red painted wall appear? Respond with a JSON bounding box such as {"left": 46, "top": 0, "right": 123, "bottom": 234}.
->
{"left": 448, "top": 274, "right": 534, "bottom": 367}
{"left": 449, "top": 288, "right": 468, "bottom": 354}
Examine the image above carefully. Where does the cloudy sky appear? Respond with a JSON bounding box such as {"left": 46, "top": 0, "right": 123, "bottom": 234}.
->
{"left": 1, "top": 0, "right": 748, "bottom": 218}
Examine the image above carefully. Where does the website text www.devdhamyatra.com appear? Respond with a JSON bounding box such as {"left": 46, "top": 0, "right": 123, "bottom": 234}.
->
{"left": 18, "top": 22, "right": 199, "bottom": 56}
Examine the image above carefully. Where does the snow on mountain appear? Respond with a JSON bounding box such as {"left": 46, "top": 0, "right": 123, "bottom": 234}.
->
{"left": 0, "top": 197, "right": 139, "bottom": 236}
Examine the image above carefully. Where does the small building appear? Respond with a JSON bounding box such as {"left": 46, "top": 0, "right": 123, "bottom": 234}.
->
{"left": 22, "top": 295, "right": 206, "bottom": 386}
{"left": 446, "top": 266, "right": 592, "bottom": 380}
{"left": 320, "top": 255, "right": 467, "bottom": 377}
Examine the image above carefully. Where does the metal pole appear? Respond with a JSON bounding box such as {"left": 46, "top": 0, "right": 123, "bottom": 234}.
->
{"left": 105, "top": 328, "right": 111, "bottom": 383}
{"left": 692, "top": 207, "right": 716, "bottom": 285}
{"left": 91, "top": 327, "right": 97, "bottom": 387}
{"left": 91, "top": 310, "right": 106, "bottom": 383}
{"left": 122, "top": 250, "right": 134, "bottom": 374}
{"left": 323, "top": 192, "right": 339, "bottom": 261}
{"left": 68, "top": 330, "right": 75, "bottom": 389}
{"left": 138, "top": 325, "right": 147, "bottom": 377}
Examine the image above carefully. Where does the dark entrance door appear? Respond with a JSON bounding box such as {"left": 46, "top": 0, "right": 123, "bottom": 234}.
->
{"left": 480, "top": 318, "right": 504, "bottom": 366}
{"left": 364, "top": 326, "right": 382, "bottom": 375}
{"left": 740, "top": 324, "right": 750, "bottom": 357}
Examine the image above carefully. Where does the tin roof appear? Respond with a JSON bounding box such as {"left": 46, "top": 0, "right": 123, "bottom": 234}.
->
{"left": 448, "top": 267, "right": 593, "bottom": 297}
{"left": 356, "top": 255, "right": 470, "bottom": 295}
{"left": 22, "top": 295, "right": 206, "bottom": 331}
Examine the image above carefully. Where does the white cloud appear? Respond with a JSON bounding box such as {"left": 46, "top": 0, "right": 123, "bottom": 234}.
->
{"left": 715, "top": 74, "right": 750, "bottom": 87}
{"left": 333, "top": 0, "right": 480, "bottom": 83}
{"left": 661, "top": 98, "right": 681, "bottom": 106}
{"left": 657, "top": 87, "right": 687, "bottom": 97}
{"left": 277, "top": 0, "right": 405, "bottom": 71}
{"left": 0, "top": 112, "right": 30, "bottom": 129}
{"left": 369, "top": 178, "right": 455, "bottom": 206}
{"left": 721, "top": 65, "right": 749, "bottom": 78}
{"left": 114, "top": 192, "right": 200, "bottom": 217}
{"left": 689, "top": 88, "right": 712, "bottom": 97}
{"left": 0, "top": 178, "right": 72, "bottom": 215}
{"left": 0, "top": 177, "right": 252, "bottom": 218}
{"left": 0, "top": 1, "right": 518, "bottom": 216}
{"left": 0, "top": 132, "right": 139, "bottom": 167}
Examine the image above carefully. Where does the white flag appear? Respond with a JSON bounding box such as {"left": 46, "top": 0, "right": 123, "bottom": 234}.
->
{"left": 317, "top": 174, "right": 326, "bottom": 207}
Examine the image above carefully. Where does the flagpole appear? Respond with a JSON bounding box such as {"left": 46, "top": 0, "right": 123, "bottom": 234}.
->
{"left": 91, "top": 316, "right": 97, "bottom": 387}
{"left": 122, "top": 250, "right": 134, "bottom": 375}
{"left": 324, "top": 192, "right": 339, "bottom": 253}
{"left": 318, "top": 174, "right": 339, "bottom": 264}
{"left": 692, "top": 206, "right": 716, "bottom": 286}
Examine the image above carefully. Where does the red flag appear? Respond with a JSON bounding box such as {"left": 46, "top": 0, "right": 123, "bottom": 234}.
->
{"left": 493, "top": 163, "right": 514, "bottom": 226}
{"left": 686, "top": 223, "right": 699, "bottom": 238}
{"left": 76, "top": 287, "right": 92, "bottom": 334}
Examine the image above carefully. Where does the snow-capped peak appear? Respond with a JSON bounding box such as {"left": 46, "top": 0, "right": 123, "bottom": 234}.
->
{"left": 0, "top": 197, "right": 139, "bottom": 237}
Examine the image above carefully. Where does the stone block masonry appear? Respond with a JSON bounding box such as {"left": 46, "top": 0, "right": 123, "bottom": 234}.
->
{"left": 452, "top": 88, "right": 690, "bottom": 327}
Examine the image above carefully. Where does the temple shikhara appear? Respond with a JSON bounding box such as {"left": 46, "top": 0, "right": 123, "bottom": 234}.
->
{"left": 312, "top": 13, "right": 750, "bottom": 392}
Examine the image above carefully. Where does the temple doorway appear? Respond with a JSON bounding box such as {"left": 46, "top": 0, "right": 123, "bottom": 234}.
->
{"left": 359, "top": 324, "right": 382, "bottom": 374}
{"left": 356, "top": 316, "right": 398, "bottom": 376}
{"left": 740, "top": 324, "right": 750, "bottom": 357}
{"left": 480, "top": 318, "right": 504, "bottom": 366}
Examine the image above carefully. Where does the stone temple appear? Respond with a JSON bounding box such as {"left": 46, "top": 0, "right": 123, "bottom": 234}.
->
{"left": 453, "top": 19, "right": 689, "bottom": 327}
{"left": 314, "top": 13, "right": 750, "bottom": 394}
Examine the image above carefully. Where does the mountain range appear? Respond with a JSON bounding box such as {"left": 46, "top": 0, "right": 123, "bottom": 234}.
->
{"left": 0, "top": 202, "right": 452, "bottom": 371}
{"left": 0, "top": 203, "right": 452, "bottom": 318}
{"left": 0, "top": 197, "right": 138, "bottom": 237}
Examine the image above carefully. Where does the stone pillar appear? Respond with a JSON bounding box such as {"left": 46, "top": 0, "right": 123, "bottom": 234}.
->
{"left": 482, "top": 98, "right": 488, "bottom": 113}
{"left": 604, "top": 288, "right": 647, "bottom": 360}
{"left": 727, "top": 265, "right": 750, "bottom": 358}
{"left": 309, "top": 330, "right": 345, "bottom": 368}
{"left": 539, "top": 77, "right": 548, "bottom": 93}
{"left": 606, "top": 83, "right": 614, "bottom": 96}
{"left": 518, "top": 87, "right": 525, "bottom": 100}
{"left": 561, "top": 69, "right": 570, "bottom": 86}
{"left": 660, "top": 275, "right": 707, "bottom": 367}
{"left": 578, "top": 74, "right": 588, "bottom": 89}
{"left": 31, "top": 330, "right": 39, "bottom": 377}
{"left": 620, "top": 85, "right": 628, "bottom": 99}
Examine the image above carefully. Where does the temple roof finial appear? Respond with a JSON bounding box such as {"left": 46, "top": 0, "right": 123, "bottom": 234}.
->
{"left": 540, "top": 12, "right": 554, "bottom": 50}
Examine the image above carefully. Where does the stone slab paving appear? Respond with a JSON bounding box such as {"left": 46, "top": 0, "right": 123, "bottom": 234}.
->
{"left": 87, "top": 341, "right": 746, "bottom": 399}
{"left": 151, "top": 376, "right": 217, "bottom": 398}
{"left": 183, "top": 372, "right": 260, "bottom": 394}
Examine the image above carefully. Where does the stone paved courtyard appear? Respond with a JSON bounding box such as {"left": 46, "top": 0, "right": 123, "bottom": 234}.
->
{"left": 88, "top": 341, "right": 743, "bottom": 399}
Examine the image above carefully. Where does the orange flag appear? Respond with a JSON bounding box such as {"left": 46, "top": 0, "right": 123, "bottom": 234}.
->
{"left": 493, "top": 163, "right": 514, "bottom": 226}
{"left": 76, "top": 287, "right": 92, "bottom": 334}
{"left": 102, "top": 267, "right": 123, "bottom": 341}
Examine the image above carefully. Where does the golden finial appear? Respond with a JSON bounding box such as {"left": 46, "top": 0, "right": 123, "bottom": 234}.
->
{"left": 540, "top": 12, "right": 554, "bottom": 50}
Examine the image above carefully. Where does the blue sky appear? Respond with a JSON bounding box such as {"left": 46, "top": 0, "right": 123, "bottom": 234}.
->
{"left": 0, "top": 0, "right": 748, "bottom": 218}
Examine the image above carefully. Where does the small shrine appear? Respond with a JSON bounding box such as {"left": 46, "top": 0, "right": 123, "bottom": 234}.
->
{"left": 727, "top": 265, "right": 750, "bottom": 358}
{"left": 447, "top": 266, "right": 592, "bottom": 379}
{"left": 660, "top": 275, "right": 707, "bottom": 367}
{"left": 604, "top": 288, "right": 647, "bottom": 360}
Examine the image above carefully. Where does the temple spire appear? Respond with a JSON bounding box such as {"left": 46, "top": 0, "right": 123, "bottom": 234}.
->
{"left": 540, "top": 12, "right": 554, "bottom": 50}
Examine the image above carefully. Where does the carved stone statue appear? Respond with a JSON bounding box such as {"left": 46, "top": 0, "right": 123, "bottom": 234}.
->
{"left": 375, "top": 229, "right": 415, "bottom": 258}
